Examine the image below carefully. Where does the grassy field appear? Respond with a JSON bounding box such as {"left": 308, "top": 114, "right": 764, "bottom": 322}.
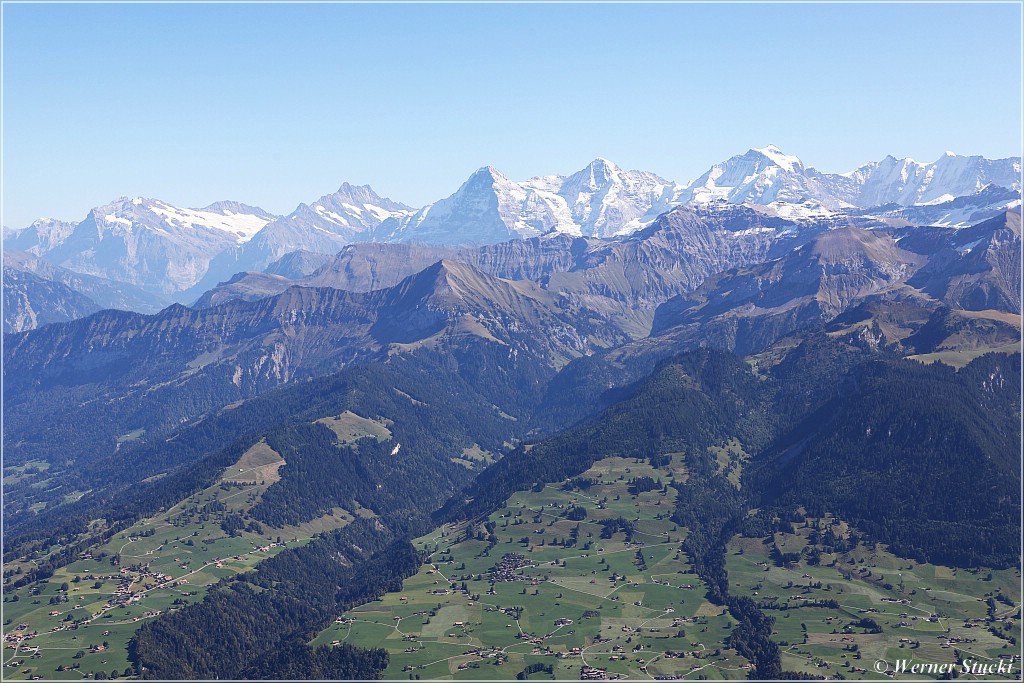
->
{"left": 1, "top": 411, "right": 392, "bottom": 681}
{"left": 319, "top": 454, "right": 754, "bottom": 680}
{"left": 725, "top": 517, "right": 1022, "bottom": 680}
{"left": 318, "top": 451, "right": 1022, "bottom": 681}
{"left": 316, "top": 411, "right": 393, "bottom": 444}
{"left": 907, "top": 342, "right": 1022, "bottom": 369}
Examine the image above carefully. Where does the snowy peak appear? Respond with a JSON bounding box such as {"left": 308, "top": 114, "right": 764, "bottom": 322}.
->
{"left": 678, "top": 147, "right": 1021, "bottom": 218}
{"left": 330, "top": 182, "right": 413, "bottom": 213}
{"left": 570, "top": 157, "right": 621, "bottom": 189}
{"left": 679, "top": 145, "right": 818, "bottom": 207}
{"left": 299, "top": 182, "right": 413, "bottom": 234}
{"left": 16, "top": 196, "right": 279, "bottom": 297}
{"left": 375, "top": 166, "right": 535, "bottom": 245}
{"left": 463, "top": 166, "right": 513, "bottom": 193}
{"left": 552, "top": 159, "right": 679, "bottom": 237}
{"left": 851, "top": 156, "right": 929, "bottom": 207}
{"left": 852, "top": 152, "right": 1020, "bottom": 208}
{"left": 200, "top": 200, "right": 278, "bottom": 221}
{"left": 752, "top": 145, "right": 804, "bottom": 173}
{"left": 228, "top": 182, "right": 416, "bottom": 278}
{"left": 380, "top": 158, "right": 684, "bottom": 245}
{"left": 76, "top": 196, "right": 276, "bottom": 244}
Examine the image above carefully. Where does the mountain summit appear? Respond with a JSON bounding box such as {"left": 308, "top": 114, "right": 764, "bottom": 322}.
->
{"left": 12, "top": 197, "right": 277, "bottom": 296}
{"left": 678, "top": 147, "right": 1021, "bottom": 211}
{"left": 374, "top": 159, "right": 682, "bottom": 244}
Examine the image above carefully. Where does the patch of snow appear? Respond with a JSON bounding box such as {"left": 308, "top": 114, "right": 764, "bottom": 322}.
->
{"left": 103, "top": 213, "right": 132, "bottom": 226}
{"left": 920, "top": 194, "right": 956, "bottom": 206}
{"left": 147, "top": 203, "right": 271, "bottom": 243}
{"left": 363, "top": 203, "right": 409, "bottom": 221}
{"left": 321, "top": 210, "right": 350, "bottom": 226}
{"left": 956, "top": 239, "right": 982, "bottom": 253}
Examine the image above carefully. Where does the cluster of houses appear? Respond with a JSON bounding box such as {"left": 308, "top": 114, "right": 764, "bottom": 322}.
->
{"left": 881, "top": 596, "right": 911, "bottom": 605}
{"left": 488, "top": 553, "right": 532, "bottom": 582}
{"left": 458, "top": 646, "right": 507, "bottom": 662}
{"left": 3, "top": 629, "right": 35, "bottom": 648}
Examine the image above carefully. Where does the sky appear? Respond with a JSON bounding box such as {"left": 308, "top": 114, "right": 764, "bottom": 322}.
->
{"left": 2, "top": 2, "right": 1022, "bottom": 228}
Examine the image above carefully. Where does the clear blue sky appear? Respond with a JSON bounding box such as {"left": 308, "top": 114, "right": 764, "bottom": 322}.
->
{"left": 3, "top": 2, "right": 1021, "bottom": 227}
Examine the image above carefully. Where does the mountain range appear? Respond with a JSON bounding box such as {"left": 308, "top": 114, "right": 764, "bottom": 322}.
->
{"left": 648, "top": 211, "right": 1020, "bottom": 356}
{"left": 677, "top": 146, "right": 1020, "bottom": 209}
{"left": 4, "top": 147, "right": 1019, "bottom": 332}
{"left": 5, "top": 209, "right": 1018, "bottom": 502}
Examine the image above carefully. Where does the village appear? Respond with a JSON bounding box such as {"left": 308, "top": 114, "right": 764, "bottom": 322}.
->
{"left": 1, "top": 439, "right": 313, "bottom": 681}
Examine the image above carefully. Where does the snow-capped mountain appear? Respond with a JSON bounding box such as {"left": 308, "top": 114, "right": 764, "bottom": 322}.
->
{"left": 177, "top": 183, "right": 415, "bottom": 301}
{"left": 242, "top": 183, "right": 413, "bottom": 263}
{"left": 372, "top": 167, "right": 563, "bottom": 244}
{"left": 677, "top": 145, "right": 1021, "bottom": 212}
{"left": 675, "top": 145, "right": 848, "bottom": 207}
{"left": 378, "top": 149, "right": 1019, "bottom": 247}
{"left": 545, "top": 158, "right": 681, "bottom": 237}
{"left": 848, "top": 152, "right": 1021, "bottom": 207}
{"left": 6, "top": 148, "right": 1019, "bottom": 312}
{"left": 6, "top": 198, "right": 278, "bottom": 297}
{"left": 375, "top": 159, "right": 683, "bottom": 244}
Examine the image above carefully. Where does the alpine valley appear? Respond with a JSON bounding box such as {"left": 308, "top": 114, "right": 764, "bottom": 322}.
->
{"left": 2, "top": 147, "right": 1021, "bottom": 681}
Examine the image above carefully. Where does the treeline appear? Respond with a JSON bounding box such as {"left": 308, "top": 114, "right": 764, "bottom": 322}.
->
{"left": 436, "top": 339, "right": 1022, "bottom": 679}
{"left": 131, "top": 520, "right": 420, "bottom": 679}
{"left": 749, "top": 351, "right": 1021, "bottom": 568}
{"left": 671, "top": 466, "right": 783, "bottom": 678}
{"left": 439, "top": 349, "right": 766, "bottom": 523}
{"left": 441, "top": 348, "right": 790, "bottom": 677}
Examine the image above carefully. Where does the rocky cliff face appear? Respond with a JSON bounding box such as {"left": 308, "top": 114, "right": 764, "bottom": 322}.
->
{"left": 2, "top": 267, "right": 101, "bottom": 333}
{"left": 648, "top": 214, "right": 1020, "bottom": 356}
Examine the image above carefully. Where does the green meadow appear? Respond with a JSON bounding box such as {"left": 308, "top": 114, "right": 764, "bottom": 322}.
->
{"left": 320, "top": 455, "right": 753, "bottom": 680}
{"left": 0, "top": 420, "right": 381, "bottom": 681}
{"left": 725, "top": 517, "right": 1022, "bottom": 680}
